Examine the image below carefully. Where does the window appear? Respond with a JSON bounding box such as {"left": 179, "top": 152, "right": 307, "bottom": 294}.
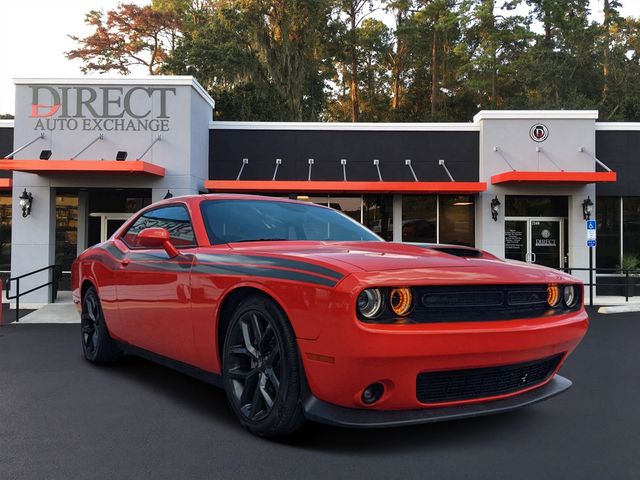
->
{"left": 200, "top": 199, "right": 380, "bottom": 244}
{"left": 439, "top": 195, "right": 475, "bottom": 247}
{"left": 0, "top": 194, "right": 11, "bottom": 271}
{"left": 505, "top": 196, "right": 568, "bottom": 217}
{"left": 363, "top": 195, "right": 393, "bottom": 241}
{"left": 122, "top": 205, "right": 195, "bottom": 248}
{"left": 55, "top": 195, "right": 78, "bottom": 270}
{"left": 623, "top": 197, "right": 640, "bottom": 261}
{"left": 402, "top": 195, "right": 436, "bottom": 243}
{"left": 596, "top": 197, "right": 620, "bottom": 270}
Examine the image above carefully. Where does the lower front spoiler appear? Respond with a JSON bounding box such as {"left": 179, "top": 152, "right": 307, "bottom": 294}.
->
{"left": 303, "top": 375, "right": 572, "bottom": 429}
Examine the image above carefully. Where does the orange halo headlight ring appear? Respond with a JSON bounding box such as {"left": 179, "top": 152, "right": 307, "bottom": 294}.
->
{"left": 547, "top": 283, "right": 561, "bottom": 308}
{"left": 389, "top": 287, "right": 413, "bottom": 316}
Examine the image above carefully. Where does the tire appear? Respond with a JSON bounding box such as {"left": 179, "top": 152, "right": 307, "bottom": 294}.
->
{"left": 81, "top": 286, "right": 122, "bottom": 363}
{"left": 222, "top": 295, "right": 306, "bottom": 437}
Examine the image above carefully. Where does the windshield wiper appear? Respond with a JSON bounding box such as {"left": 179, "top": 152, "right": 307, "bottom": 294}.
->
{"left": 232, "top": 238, "right": 289, "bottom": 243}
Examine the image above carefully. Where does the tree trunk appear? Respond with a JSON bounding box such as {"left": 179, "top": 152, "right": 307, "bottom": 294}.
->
{"left": 350, "top": 7, "right": 359, "bottom": 122}
{"left": 431, "top": 26, "right": 438, "bottom": 117}
{"left": 602, "top": 0, "right": 610, "bottom": 104}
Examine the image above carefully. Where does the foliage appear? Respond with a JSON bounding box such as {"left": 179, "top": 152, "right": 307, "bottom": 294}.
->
{"left": 67, "top": 0, "right": 640, "bottom": 122}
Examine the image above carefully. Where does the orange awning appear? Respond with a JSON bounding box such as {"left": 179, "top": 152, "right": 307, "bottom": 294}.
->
{"left": 205, "top": 180, "right": 487, "bottom": 194}
{"left": 491, "top": 171, "right": 616, "bottom": 185}
{"left": 0, "top": 160, "right": 165, "bottom": 177}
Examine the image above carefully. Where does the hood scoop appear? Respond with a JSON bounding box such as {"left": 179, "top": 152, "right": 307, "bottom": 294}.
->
{"left": 425, "top": 245, "right": 483, "bottom": 258}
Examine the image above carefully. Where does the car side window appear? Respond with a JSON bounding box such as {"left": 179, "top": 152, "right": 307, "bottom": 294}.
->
{"left": 122, "top": 205, "right": 196, "bottom": 248}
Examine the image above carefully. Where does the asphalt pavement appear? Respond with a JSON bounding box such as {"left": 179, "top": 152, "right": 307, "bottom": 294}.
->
{"left": 1, "top": 307, "right": 639, "bottom": 480}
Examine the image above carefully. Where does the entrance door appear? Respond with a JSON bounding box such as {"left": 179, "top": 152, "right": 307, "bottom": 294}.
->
{"left": 505, "top": 218, "right": 566, "bottom": 269}
{"left": 89, "top": 213, "right": 133, "bottom": 243}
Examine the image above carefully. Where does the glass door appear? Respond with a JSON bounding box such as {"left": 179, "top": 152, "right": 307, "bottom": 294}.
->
{"left": 530, "top": 219, "right": 562, "bottom": 268}
{"left": 505, "top": 218, "right": 566, "bottom": 269}
{"left": 505, "top": 220, "right": 528, "bottom": 263}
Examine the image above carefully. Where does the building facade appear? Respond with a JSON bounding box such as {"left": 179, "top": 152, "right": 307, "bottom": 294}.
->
{"left": 0, "top": 76, "right": 637, "bottom": 304}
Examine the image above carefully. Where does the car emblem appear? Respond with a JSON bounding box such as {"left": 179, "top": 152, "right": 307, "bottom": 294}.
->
{"left": 530, "top": 123, "right": 549, "bottom": 142}
{"left": 521, "top": 373, "right": 529, "bottom": 383}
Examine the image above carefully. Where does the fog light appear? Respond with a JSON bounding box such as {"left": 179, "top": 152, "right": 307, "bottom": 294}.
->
{"left": 361, "top": 382, "right": 385, "bottom": 405}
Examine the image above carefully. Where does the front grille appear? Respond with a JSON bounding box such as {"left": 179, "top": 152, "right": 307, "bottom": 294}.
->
{"left": 416, "top": 353, "right": 564, "bottom": 404}
{"left": 407, "top": 284, "right": 579, "bottom": 323}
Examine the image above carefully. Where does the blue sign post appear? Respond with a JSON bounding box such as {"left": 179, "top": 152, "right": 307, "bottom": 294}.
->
{"left": 586, "top": 220, "right": 596, "bottom": 306}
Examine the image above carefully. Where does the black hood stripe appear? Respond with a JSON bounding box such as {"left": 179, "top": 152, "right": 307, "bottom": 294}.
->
{"left": 98, "top": 244, "right": 340, "bottom": 287}
{"left": 196, "top": 253, "right": 344, "bottom": 280}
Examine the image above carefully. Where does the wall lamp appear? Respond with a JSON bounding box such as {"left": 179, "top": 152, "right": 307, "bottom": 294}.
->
{"left": 19, "top": 189, "right": 33, "bottom": 218}
{"left": 163, "top": 190, "right": 173, "bottom": 199}
{"left": 582, "top": 196, "right": 594, "bottom": 220}
{"left": 490, "top": 195, "right": 501, "bottom": 221}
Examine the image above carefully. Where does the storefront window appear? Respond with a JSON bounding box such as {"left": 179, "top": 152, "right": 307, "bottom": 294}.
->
{"left": 596, "top": 197, "right": 620, "bottom": 270}
{"left": 623, "top": 197, "right": 640, "bottom": 263}
{"left": 363, "top": 195, "right": 393, "bottom": 241}
{"left": 295, "top": 195, "right": 362, "bottom": 223}
{"left": 505, "top": 196, "right": 568, "bottom": 217}
{"left": 0, "top": 194, "right": 11, "bottom": 271}
{"left": 402, "top": 195, "right": 436, "bottom": 243}
{"left": 439, "top": 195, "right": 475, "bottom": 247}
{"left": 56, "top": 195, "right": 78, "bottom": 271}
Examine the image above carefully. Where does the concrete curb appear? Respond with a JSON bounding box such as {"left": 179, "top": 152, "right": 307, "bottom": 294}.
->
{"left": 598, "top": 305, "right": 640, "bottom": 314}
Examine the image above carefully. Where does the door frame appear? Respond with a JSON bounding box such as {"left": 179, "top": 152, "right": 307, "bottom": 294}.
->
{"left": 89, "top": 212, "right": 133, "bottom": 243}
{"left": 505, "top": 216, "right": 567, "bottom": 268}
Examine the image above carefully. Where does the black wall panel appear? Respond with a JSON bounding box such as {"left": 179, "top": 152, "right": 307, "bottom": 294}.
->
{"left": 209, "top": 129, "right": 480, "bottom": 182}
{"left": 596, "top": 130, "right": 640, "bottom": 196}
{"left": 0, "top": 128, "right": 13, "bottom": 179}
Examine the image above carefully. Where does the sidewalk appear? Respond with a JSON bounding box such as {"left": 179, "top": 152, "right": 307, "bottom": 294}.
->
{"left": 6, "top": 291, "right": 79, "bottom": 324}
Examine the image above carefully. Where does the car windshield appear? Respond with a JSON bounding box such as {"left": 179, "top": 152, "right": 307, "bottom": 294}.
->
{"left": 200, "top": 199, "right": 382, "bottom": 244}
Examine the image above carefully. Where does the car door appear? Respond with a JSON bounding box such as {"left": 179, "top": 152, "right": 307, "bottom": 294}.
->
{"left": 114, "top": 204, "right": 197, "bottom": 364}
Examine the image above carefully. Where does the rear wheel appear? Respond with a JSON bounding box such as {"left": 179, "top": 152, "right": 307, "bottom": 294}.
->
{"left": 81, "top": 287, "right": 122, "bottom": 363}
{"left": 222, "top": 295, "right": 306, "bottom": 437}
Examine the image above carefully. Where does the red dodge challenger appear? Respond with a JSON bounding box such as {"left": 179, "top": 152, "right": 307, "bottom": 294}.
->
{"left": 72, "top": 194, "right": 588, "bottom": 436}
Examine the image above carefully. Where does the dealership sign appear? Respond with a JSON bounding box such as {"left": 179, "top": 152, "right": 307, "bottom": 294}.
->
{"left": 28, "top": 85, "right": 176, "bottom": 132}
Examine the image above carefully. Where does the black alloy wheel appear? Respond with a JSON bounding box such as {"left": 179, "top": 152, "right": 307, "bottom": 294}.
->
{"left": 223, "top": 295, "right": 306, "bottom": 436}
{"left": 81, "top": 287, "right": 122, "bottom": 363}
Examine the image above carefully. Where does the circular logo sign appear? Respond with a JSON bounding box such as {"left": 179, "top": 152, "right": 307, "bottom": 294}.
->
{"left": 541, "top": 229, "right": 551, "bottom": 239}
{"left": 530, "top": 123, "right": 549, "bottom": 142}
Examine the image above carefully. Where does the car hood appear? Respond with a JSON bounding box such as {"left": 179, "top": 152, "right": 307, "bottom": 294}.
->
{"left": 220, "top": 241, "right": 473, "bottom": 272}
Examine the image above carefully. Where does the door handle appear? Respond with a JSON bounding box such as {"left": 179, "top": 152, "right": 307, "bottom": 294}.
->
{"left": 530, "top": 253, "right": 536, "bottom": 263}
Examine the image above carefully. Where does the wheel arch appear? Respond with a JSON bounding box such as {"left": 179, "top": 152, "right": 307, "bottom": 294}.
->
{"left": 216, "top": 286, "right": 290, "bottom": 367}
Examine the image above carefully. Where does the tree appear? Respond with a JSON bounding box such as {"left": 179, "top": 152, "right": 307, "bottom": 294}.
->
{"left": 67, "top": 3, "right": 181, "bottom": 74}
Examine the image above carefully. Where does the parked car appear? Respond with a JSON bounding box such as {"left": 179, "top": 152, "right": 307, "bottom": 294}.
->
{"left": 72, "top": 194, "right": 588, "bottom": 437}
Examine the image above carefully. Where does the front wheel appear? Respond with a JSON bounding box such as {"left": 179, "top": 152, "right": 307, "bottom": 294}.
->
{"left": 81, "top": 286, "right": 122, "bottom": 363}
{"left": 222, "top": 295, "right": 306, "bottom": 437}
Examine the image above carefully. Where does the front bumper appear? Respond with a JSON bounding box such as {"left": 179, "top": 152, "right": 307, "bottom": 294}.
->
{"left": 297, "top": 306, "right": 588, "bottom": 411}
{"left": 303, "top": 375, "right": 572, "bottom": 428}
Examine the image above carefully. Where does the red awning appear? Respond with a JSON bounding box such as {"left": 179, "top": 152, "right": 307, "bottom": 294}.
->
{"left": 0, "top": 160, "right": 165, "bottom": 177}
{"left": 491, "top": 171, "right": 616, "bottom": 185}
{"left": 205, "top": 180, "right": 487, "bottom": 194}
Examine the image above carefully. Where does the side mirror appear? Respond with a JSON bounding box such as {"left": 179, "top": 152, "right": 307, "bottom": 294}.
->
{"left": 136, "top": 228, "right": 179, "bottom": 258}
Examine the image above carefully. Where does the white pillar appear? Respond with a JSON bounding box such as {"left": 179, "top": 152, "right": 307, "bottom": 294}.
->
{"left": 392, "top": 194, "right": 402, "bottom": 242}
{"left": 10, "top": 180, "right": 56, "bottom": 305}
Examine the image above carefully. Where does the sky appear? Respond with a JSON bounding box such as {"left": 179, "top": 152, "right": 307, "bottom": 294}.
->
{"left": 1, "top": 0, "right": 640, "bottom": 115}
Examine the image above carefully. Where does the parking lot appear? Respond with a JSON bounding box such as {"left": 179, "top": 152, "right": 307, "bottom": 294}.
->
{"left": 1, "top": 307, "right": 639, "bottom": 480}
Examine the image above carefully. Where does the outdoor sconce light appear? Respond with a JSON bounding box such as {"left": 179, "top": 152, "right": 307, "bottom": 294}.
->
{"left": 19, "top": 189, "right": 33, "bottom": 218}
{"left": 490, "top": 195, "right": 501, "bottom": 221}
{"left": 116, "top": 151, "right": 128, "bottom": 161}
{"left": 582, "top": 196, "right": 594, "bottom": 220}
{"left": 39, "top": 150, "right": 52, "bottom": 160}
{"left": 163, "top": 190, "right": 173, "bottom": 199}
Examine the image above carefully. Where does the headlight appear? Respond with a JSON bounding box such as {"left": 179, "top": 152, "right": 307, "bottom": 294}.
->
{"left": 563, "top": 285, "right": 576, "bottom": 307}
{"left": 547, "top": 284, "right": 561, "bottom": 308}
{"left": 357, "top": 288, "right": 383, "bottom": 319}
{"left": 390, "top": 287, "right": 413, "bottom": 316}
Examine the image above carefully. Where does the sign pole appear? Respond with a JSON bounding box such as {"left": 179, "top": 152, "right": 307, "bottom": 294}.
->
{"left": 589, "top": 246, "right": 593, "bottom": 307}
